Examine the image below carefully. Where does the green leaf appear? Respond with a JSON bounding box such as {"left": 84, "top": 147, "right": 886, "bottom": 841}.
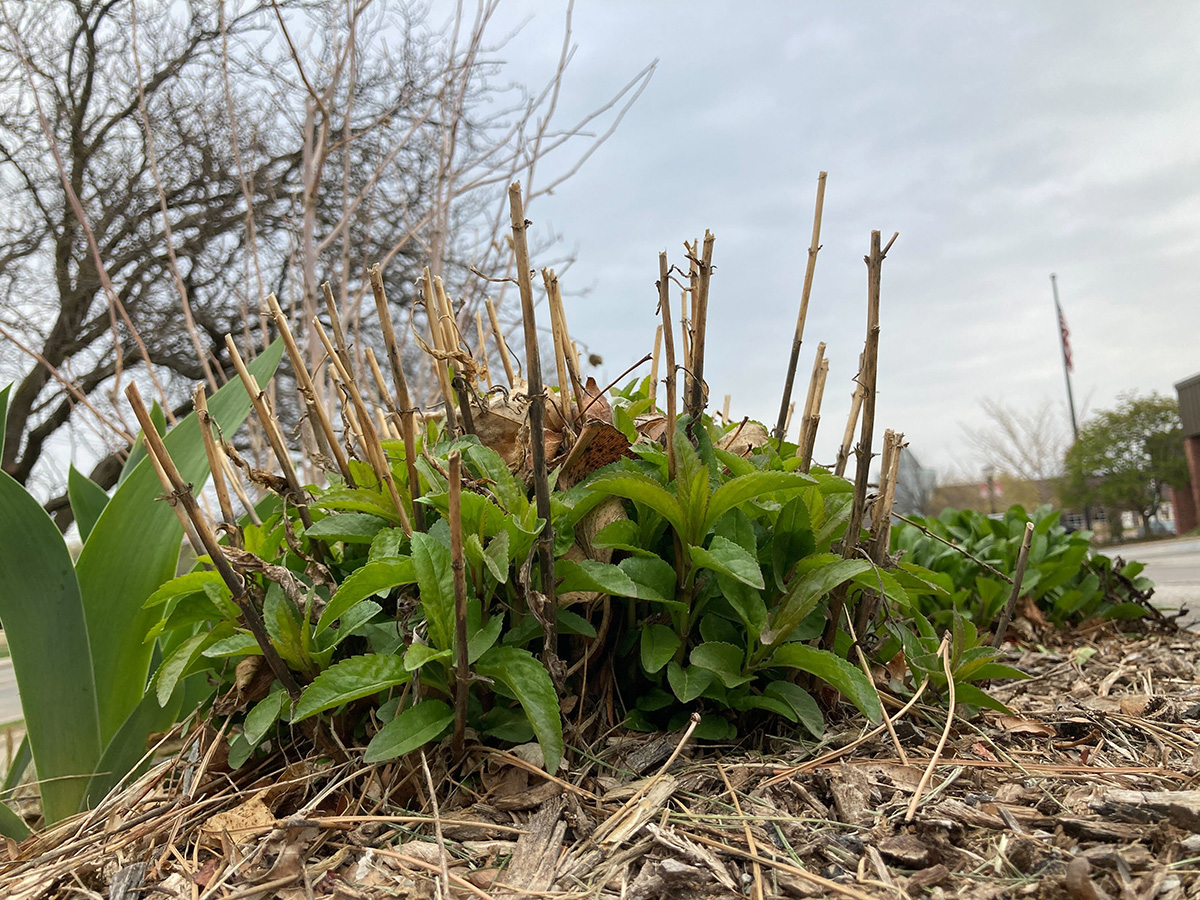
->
{"left": 202, "top": 632, "right": 262, "bottom": 658}
{"left": 640, "top": 625, "right": 680, "bottom": 674}
{"left": 291, "top": 654, "right": 411, "bottom": 722}
{"left": 482, "top": 530, "right": 510, "bottom": 582}
{"left": 764, "top": 682, "right": 824, "bottom": 738}
{"left": 466, "top": 444, "right": 528, "bottom": 515}
{"left": 244, "top": 689, "right": 287, "bottom": 749}
{"left": 705, "top": 471, "right": 814, "bottom": 535}
{"left": 364, "top": 701, "right": 454, "bottom": 763}
{"left": 557, "top": 558, "right": 640, "bottom": 598}
{"left": 263, "top": 584, "right": 305, "bottom": 670}
{"left": 0, "top": 801, "right": 28, "bottom": 842}
{"left": 760, "top": 557, "right": 873, "bottom": 647}
{"left": 306, "top": 513, "right": 390, "bottom": 544}
{"left": 690, "top": 536, "right": 764, "bottom": 589}
{"left": 592, "top": 518, "right": 658, "bottom": 557}
{"left": 618, "top": 556, "right": 678, "bottom": 605}
{"left": 68, "top": 465, "right": 109, "bottom": 544}
{"left": 404, "top": 643, "right": 452, "bottom": 672}
{"left": 477, "top": 646, "right": 564, "bottom": 775}
{"left": 469, "top": 613, "right": 505, "bottom": 663}
{"left": 314, "top": 487, "right": 402, "bottom": 523}
{"left": 155, "top": 633, "right": 210, "bottom": 707}
{"left": 78, "top": 340, "right": 283, "bottom": 744}
{"left": 769, "top": 644, "right": 881, "bottom": 722}
{"left": 143, "top": 571, "right": 225, "bottom": 609}
{"left": 322, "top": 601, "right": 382, "bottom": 652}
{"left": 666, "top": 661, "right": 714, "bottom": 703}
{"left": 412, "top": 533, "right": 455, "bottom": 652}
{"left": 690, "top": 641, "right": 752, "bottom": 687}
{"left": 772, "top": 497, "right": 815, "bottom": 591}
{"left": 316, "top": 558, "right": 415, "bottom": 636}
{"left": 586, "top": 473, "right": 686, "bottom": 538}
{"left": 954, "top": 682, "right": 1014, "bottom": 715}
{"left": 0, "top": 460, "right": 101, "bottom": 823}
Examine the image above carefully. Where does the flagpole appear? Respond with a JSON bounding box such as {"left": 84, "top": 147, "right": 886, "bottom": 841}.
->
{"left": 1052, "top": 273, "right": 1089, "bottom": 528}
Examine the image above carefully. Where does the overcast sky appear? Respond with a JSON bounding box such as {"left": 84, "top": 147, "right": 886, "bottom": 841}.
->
{"left": 482, "top": 2, "right": 1200, "bottom": 479}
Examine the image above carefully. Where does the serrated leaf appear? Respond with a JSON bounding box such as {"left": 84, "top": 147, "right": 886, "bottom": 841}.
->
{"left": 364, "top": 700, "right": 454, "bottom": 763}
{"left": 404, "top": 643, "right": 452, "bottom": 672}
{"left": 482, "top": 530, "right": 511, "bottom": 582}
{"left": 640, "top": 625, "right": 680, "bottom": 674}
{"left": 244, "top": 688, "right": 286, "bottom": 749}
{"left": 202, "top": 632, "right": 262, "bottom": 658}
{"left": 477, "top": 646, "right": 564, "bottom": 775}
{"left": 469, "top": 613, "right": 505, "bottom": 663}
{"left": 322, "top": 601, "right": 382, "bottom": 653}
{"left": 316, "top": 558, "right": 415, "bottom": 636}
{"left": 557, "top": 558, "right": 640, "bottom": 598}
{"left": 143, "top": 571, "right": 226, "bottom": 609}
{"left": 769, "top": 644, "right": 881, "bottom": 722}
{"left": 690, "top": 536, "right": 764, "bottom": 589}
{"left": 586, "top": 473, "right": 686, "bottom": 538}
{"left": 704, "top": 471, "right": 814, "bottom": 535}
{"left": 618, "top": 556, "right": 677, "bottom": 605}
{"left": 412, "top": 533, "right": 455, "bottom": 651}
{"left": 760, "top": 557, "right": 873, "bottom": 647}
{"left": 772, "top": 497, "right": 815, "bottom": 590}
{"left": 291, "top": 654, "right": 410, "bottom": 722}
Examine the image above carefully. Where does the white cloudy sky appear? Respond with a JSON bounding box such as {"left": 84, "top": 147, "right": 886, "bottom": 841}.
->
{"left": 482, "top": 2, "right": 1200, "bottom": 478}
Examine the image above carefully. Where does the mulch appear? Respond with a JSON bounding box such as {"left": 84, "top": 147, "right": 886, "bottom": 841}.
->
{"left": 4, "top": 619, "right": 1200, "bottom": 899}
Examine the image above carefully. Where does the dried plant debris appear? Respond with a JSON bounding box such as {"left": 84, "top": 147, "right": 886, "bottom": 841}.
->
{"left": 1, "top": 623, "right": 1198, "bottom": 899}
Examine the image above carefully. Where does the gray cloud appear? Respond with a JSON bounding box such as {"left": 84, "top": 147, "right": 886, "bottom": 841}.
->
{"left": 485, "top": 2, "right": 1200, "bottom": 477}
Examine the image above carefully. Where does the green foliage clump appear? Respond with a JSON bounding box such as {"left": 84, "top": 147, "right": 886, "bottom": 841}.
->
{"left": 892, "top": 505, "right": 1155, "bottom": 630}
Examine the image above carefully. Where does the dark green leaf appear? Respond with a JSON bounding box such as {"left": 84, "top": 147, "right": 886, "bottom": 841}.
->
{"left": 764, "top": 682, "right": 824, "bottom": 738}
{"left": 666, "top": 662, "right": 714, "bottom": 703}
{"left": 557, "top": 558, "right": 640, "bottom": 598}
{"left": 690, "top": 641, "right": 751, "bottom": 687}
{"left": 690, "top": 536, "right": 764, "bottom": 589}
{"left": 306, "top": 513, "right": 389, "bottom": 544}
{"left": 412, "top": 533, "right": 455, "bottom": 651}
{"left": 291, "top": 654, "right": 410, "bottom": 722}
{"left": 640, "top": 625, "right": 680, "bottom": 674}
{"left": 316, "top": 558, "right": 415, "bottom": 636}
{"left": 68, "top": 466, "right": 109, "bottom": 544}
{"left": 477, "top": 646, "right": 564, "bottom": 774}
{"left": 364, "top": 700, "right": 454, "bottom": 763}
{"left": 769, "top": 644, "right": 881, "bottom": 722}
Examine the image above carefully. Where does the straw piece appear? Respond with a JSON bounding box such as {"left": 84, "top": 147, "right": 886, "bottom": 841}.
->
{"left": 834, "top": 353, "right": 866, "bottom": 478}
{"left": 795, "top": 341, "right": 827, "bottom": 451}
{"left": 648, "top": 324, "right": 662, "bottom": 410}
{"left": 686, "top": 230, "right": 715, "bottom": 423}
{"left": 264, "top": 292, "right": 354, "bottom": 484}
{"left": 194, "top": 386, "right": 239, "bottom": 548}
{"left": 541, "top": 267, "right": 573, "bottom": 422}
{"left": 657, "top": 252, "right": 678, "bottom": 482}
{"left": 421, "top": 268, "right": 459, "bottom": 429}
{"left": 485, "top": 296, "right": 516, "bottom": 386}
{"left": 474, "top": 309, "right": 493, "bottom": 389}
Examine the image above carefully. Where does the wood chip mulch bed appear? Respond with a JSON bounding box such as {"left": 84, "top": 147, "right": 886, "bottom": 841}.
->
{"left": 4, "top": 619, "right": 1200, "bottom": 900}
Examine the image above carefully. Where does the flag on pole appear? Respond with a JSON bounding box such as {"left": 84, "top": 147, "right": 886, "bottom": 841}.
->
{"left": 1056, "top": 302, "right": 1073, "bottom": 372}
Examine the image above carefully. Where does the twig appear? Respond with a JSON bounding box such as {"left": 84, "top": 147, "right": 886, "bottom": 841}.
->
{"left": 449, "top": 451, "right": 469, "bottom": 758}
{"left": 648, "top": 324, "right": 662, "bottom": 411}
{"left": 508, "top": 182, "right": 559, "bottom": 680}
{"left": 418, "top": 750, "right": 451, "bottom": 900}
{"left": 892, "top": 513, "right": 1013, "bottom": 584}
{"left": 774, "top": 172, "right": 827, "bottom": 447}
{"left": 717, "top": 764, "right": 763, "bottom": 900}
{"left": 474, "top": 309, "right": 493, "bottom": 388}
{"left": 834, "top": 355, "right": 866, "bottom": 478}
{"left": 124, "top": 383, "right": 300, "bottom": 701}
{"left": 906, "top": 634, "right": 955, "bottom": 822}
{"left": 689, "top": 833, "right": 876, "bottom": 900}
{"left": 992, "top": 521, "right": 1035, "bottom": 648}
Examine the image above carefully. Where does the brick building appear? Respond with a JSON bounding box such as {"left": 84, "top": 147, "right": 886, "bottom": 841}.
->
{"left": 1176, "top": 371, "right": 1200, "bottom": 534}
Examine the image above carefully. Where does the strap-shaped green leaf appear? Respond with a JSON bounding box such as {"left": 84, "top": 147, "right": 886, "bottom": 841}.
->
{"left": 68, "top": 465, "right": 109, "bottom": 544}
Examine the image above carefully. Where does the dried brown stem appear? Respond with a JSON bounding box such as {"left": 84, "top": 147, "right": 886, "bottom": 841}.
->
{"left": 796, "top": 341, "right": 826, "bottom": 452}
{"left": 485, "top": 296, "right": 516, "bottom": 387}
{"left": 313, "top": 320, "right": 412, "bottom": 536}
{"left": 449, "top": 451, "right": 469, "bottom": 759}
{"left": 822, "top": 229, "right": 893, "bottom": 653}
{"left": 124, "top": 383, "right": 300, "bottom": 701}
{"left": 508, "top": 182, "right": 559, "bottom": 678}
{"left": 474, "top": 310, "right": 493, "bottom": 388}
{"left": 368, "top": 265, "right": 424, "bottom": 531}
{"left": 834, "top": 354, "right": 866, "bottom": 478}
{"left": 657, "top": 252, "right": 678, "bottom": 482}
{"left": 686, "top": 231, "right": 715, "bottom": 424}
{"left": 799, "top": 359, "right": 829, "bottom": 473}
{"left": 224, "top": 335, "right": 314, "bottom": 529}
{"left": 194, "top": 386, "right": 239, "bottom": 549}
{"left": 265, "top": 293, "right": 354, "bottom": 485}
{"left": 992, "top": 521, "right": 1035, "bottom": 648}
{"left": 648, "top": 324, "right": 662, "bottom": 411}
{"left": 541, "top": 267, "right": 573, "bottom": 422}
{"left": 774, "top": 171, "right": 828, "bottom": 448}
{"left": 421, "top": 268, "right": 459, "bottom": 429}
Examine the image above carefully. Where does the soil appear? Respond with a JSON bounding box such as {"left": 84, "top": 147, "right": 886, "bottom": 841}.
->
{"left": 3, "top": 618, "right": 1200, "bottom": 899}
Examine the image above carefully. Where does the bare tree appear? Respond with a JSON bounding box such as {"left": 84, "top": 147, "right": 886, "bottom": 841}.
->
{"left": 961, "top": 397, "right": 1068, "bottom": 503}
{"left": 0, "top": 0, "right": 654, "bottom": 519}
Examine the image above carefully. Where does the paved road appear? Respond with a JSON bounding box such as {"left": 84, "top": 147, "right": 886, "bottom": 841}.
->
{"left": 1110, "top": 536, "right": 1200, "bottom": 627}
